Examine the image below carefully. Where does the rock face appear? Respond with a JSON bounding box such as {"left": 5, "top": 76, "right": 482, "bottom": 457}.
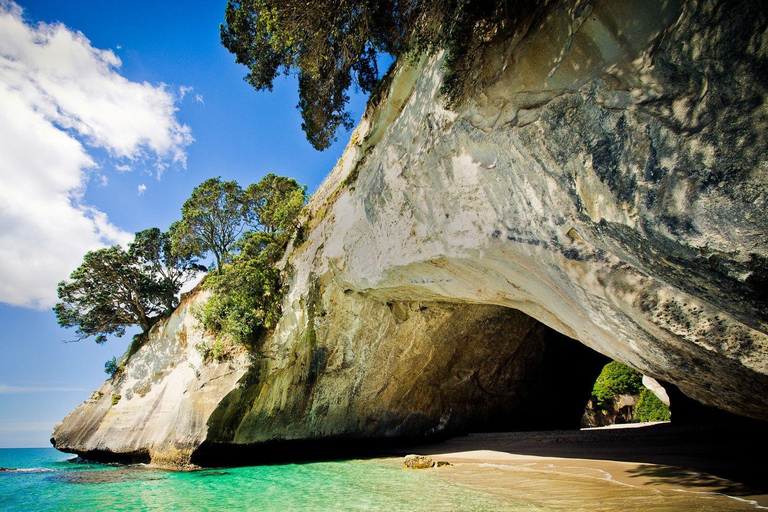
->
{"left": 51, "top": 292, "right": 250, "bottom": 466}
{"left": 54, "top": 0, "right": 768, "bottom": 464}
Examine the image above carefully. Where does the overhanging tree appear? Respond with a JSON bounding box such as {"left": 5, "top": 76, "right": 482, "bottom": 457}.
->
{"left": 54, "top": 246, "right": 164, "bottom": 343}
{"left": 54, "top": 229, "right": 203, "bottom": 344}
{"left": 221, "top": 0, "right": 521, "bottom": 150}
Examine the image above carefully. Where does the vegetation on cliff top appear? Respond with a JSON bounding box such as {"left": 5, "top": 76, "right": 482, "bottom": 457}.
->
{"left": 194, "top": 174, "right": 306, "bottom": 346}
{"left": 221, "top": 0, "right": 531, "bottom": 149}
{"left": 54, "top": 173, "right": 306, "bottom": 355}
{"left": 54, "top": 228, "right": 203, "bottom": 344}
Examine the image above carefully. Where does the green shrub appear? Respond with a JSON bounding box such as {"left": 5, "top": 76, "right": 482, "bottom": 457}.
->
{"left": 194, "top": 232, "right": 286, "bottom": 346}
{"left": 194, "top": 338, "right": 228, "bottom": 362}
{"left": 104, "top": 357, "right": 125, "bottom": 378}
{"left": 111, "top": 394, "right": 122, "bottom": 405}
{"left": 127, "top": 333, "right": 145, "bottom": 359}
{"left": 591, "top": 362, "right": 644, "bottom": 408}
{"left": 104, "top": 357, "right": 119, "bottom": 377}
{"left": 635, "top": 388, "right": 671, "bottom": 422}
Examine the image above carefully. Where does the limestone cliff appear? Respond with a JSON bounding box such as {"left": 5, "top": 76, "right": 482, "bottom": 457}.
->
{"left": 53, "top": 0, "right": 768, "bottom": 465}
{"left": 52, "top": 292, "right": 250, "bottom": 465}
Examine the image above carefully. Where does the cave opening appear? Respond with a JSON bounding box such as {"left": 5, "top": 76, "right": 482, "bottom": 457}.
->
{"left": 580, "top": 360, "right": 671, "bottom": 428}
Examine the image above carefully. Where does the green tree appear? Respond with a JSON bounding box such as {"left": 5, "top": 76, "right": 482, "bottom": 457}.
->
{"left": 54, "top": 228, "right": 200, "bottom": 344}
{"left": 221, "top": 0, "right": 522, "bottom": 149}
{"left": 54, "top": 246, "right": 164, "bottom": 343}
{"left": 196, "top": 174, "right": 306, "bottom": 344}
{"left": 591, "top": 361, "right": 644, "bottom": 408}
{"left": 245, "top": 173, "right": 307, "bottom": 233}
{"left": 129, "top": 228, "right": 205, "bottom": 311}
{"left": 172, "top": 178, "right": 248, "bottom": 272}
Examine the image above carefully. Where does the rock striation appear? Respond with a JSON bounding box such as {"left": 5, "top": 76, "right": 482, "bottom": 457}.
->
{"left": 54, "top": 0, "right": 768, "bottom": 465}
{"left": 52, "top": 292, "right": 250, "bottom": 466}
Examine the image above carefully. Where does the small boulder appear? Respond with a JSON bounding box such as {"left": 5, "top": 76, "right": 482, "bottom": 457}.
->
{"left": 402, "top": 454, "right": 452, "bottom": 469}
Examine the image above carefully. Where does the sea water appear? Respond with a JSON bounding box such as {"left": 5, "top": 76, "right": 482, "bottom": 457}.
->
{"left": 2, "top": 448, "right": 763, "bottom": 511}
{"left": 0, "top": 448, "right": 509, "bottom": 511}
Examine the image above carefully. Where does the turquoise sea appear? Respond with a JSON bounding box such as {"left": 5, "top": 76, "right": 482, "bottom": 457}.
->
{"left": 0, "top": 448, "right": 505, "bottom": 511}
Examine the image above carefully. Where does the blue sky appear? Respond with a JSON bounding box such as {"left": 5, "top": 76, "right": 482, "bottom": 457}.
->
{"left": 0, "top": 0, "right": 370, "bottom": 447}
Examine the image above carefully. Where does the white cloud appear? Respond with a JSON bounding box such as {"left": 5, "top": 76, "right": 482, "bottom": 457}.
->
{"left": 195, "top": 93, "right": 204, "bottom": 104}
{"left": 97, "top": 174, "right": 108, "bottom": 187}
{"left": 0, "top": 1, "right": 193, "bottom": 308}
{"left": 137, "top": 183, "right": 146, "bottom": 195}
{"left": 179, "top": 85, "right": 193, "bottom": 100}
{"left": 114, "top": 164, "right": 131, "bottom": 172}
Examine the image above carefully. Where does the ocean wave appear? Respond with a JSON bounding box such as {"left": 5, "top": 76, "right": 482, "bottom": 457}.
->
{"left": 0, "top": 467, "right": 57, "bottom": 474}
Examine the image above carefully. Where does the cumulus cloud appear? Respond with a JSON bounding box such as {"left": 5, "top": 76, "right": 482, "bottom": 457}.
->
{"left": 0, "top": 1, "right": 193, "bottom": 308}
{"left": 137, "top": 183, "right": 147, "bottom": 195}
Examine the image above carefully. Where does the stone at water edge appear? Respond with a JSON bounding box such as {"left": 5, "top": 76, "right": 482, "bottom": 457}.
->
{"left": 403, "top": 454, "right": 452, "bottom": 469}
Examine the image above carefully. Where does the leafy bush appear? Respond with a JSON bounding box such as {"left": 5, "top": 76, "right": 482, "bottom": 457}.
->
{"left": 104, "top": 357, "right": 121, "bottom": 377}
{"left": 591, "top": 362, "right": 644, "bottom": 408}
{"left": 111, "top": 394, "right": 122, "bottom": 405}
{"left": 635, "top": 388, "right": 671, "bottom": 422}
{"left": 194, "top": 338, "right": 228, "bottom": 362}
{"left": 194, "top": 232, "right": 285, "bottom": 345}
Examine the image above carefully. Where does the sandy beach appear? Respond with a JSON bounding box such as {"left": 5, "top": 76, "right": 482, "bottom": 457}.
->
{"left": 388, "top": 423, "right": 768, "bottom": 510}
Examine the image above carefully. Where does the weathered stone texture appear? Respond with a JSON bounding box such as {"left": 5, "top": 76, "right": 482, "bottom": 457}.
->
{"left": 54, "top": 0, "right": 768, "bottom": 464}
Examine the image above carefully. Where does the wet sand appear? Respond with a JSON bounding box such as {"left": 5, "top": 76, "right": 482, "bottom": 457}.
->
{"left": 387, "top": 423, "right": 768, "bottom": 510}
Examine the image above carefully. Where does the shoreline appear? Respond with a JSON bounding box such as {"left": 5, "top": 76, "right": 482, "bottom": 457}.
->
{"left": 387, "top": 423, "right": 768, "bottom": 509}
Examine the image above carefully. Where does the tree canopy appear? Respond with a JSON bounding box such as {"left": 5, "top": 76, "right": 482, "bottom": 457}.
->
{"left": 221, "top": 0, "right": 518, "bottom": 150}
{"left": 172, "top": 177, "right": 249, "bottom": 273}
{"left": 196, "top": 175, "right": 307, "bottom": 344}
{"left": 55, "top": 173, "right": 306, "bottom": 350}
{"left": 54, "top": 228, "right": 201, "bottom": 344}
{"left": 245, "top": 173, "right": 306, "bottom": 233}
{"left": 129, "top": 227, "right": 205, "bottom": 311}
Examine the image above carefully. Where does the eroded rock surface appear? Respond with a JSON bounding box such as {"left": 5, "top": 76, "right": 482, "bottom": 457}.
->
{"left": 284, "top": 0, "right": 768, "bottom": 420}
{"left": 54, "top": 0, "right": 768, "bottom": 464}
{"left": 51, "top": 292, "right": 250, "bottom": 466}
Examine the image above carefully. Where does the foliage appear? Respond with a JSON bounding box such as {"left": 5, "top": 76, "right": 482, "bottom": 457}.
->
{"left": 221, "top": 0, "right": 534, "bottom": 149}
{"left": 195, "top": 338, "right": 228, "bottom": 362}
{"left": 245, "top": 173, "right": 307, "bottom": 233}
{"left": 54, "top": 228, "right": 201, "bottom": 344}
{"left": 591, "top": 361, "right": 644, "bottom": 408}
{"left": 104, "top": 357, "right": 122, "bottom": 377}
{"left": 172, "top": 177, "right": 249, "bottom": 272}
{"left": 195, "top": 174, "right": 306, "bottom": 345}
{"left": 54, "top": 246, "right": 163, "bottom": 343}
{"left": 129, "top": 228, "right": 205, "bottom": 311}
{"left": 111, "top": 394, "right": 122, "bottom": 406}
{"left": 635, "top": 388, "right": 671, "bottom": 422}
{"left": 195, "top": 232, "right": 286, "bottom": 345}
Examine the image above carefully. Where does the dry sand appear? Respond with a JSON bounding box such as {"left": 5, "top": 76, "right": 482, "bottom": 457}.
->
{"left": 386, "top": 423, "right": 768, "bottom": 510}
